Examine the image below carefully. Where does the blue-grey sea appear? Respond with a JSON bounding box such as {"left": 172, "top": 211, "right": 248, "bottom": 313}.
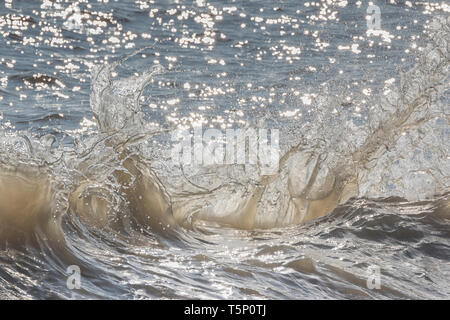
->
{"left": 0, "top": 0, "right": 449, "bottom": 299}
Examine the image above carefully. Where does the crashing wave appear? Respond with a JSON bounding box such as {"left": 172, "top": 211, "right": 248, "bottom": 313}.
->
{"left": 0, "top": 17, "right": 448, "bottom": 240}
{"left": 164, "top": 16, "right": 449, "bottom": 228}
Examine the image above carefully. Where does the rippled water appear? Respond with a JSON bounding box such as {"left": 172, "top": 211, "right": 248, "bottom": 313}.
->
{"left": 0, "top": 0, "right": 449, "bottom": 299}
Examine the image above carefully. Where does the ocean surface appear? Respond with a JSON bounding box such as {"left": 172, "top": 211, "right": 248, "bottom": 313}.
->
{"left": 0, "top": 0, "right": 449, "bottom": 299}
